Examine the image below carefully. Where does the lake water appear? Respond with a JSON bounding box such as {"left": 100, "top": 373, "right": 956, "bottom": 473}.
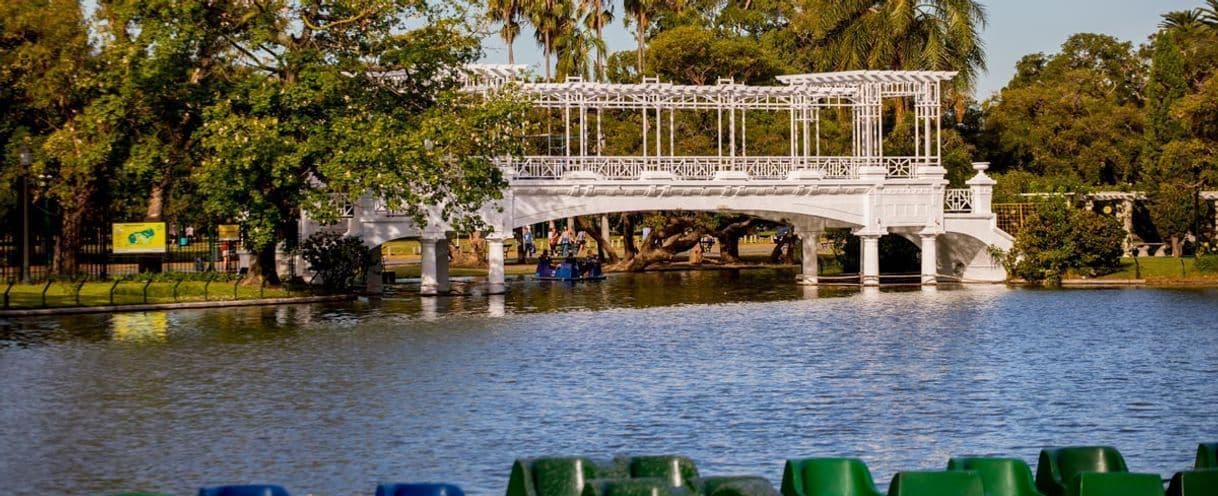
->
{"left": 1, "top": 269, "right": 1216, "bottom": 496}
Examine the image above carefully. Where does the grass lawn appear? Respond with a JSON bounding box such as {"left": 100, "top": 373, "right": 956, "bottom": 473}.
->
{"left": 1096, "top": 257, "right": 1218, "bottom": 282}
{"left": 3, "top": 280, "right": 296, "bottom": 309}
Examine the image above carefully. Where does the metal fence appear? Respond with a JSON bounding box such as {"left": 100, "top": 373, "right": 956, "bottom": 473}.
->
{"left": 1, "top": 225, "right": 243, "bottom": 282}
{"left": 995, "top": 203, "right": 1035, "bottom": 236}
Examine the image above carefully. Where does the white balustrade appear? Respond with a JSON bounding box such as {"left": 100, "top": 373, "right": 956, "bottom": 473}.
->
{"left": 945, "top": 189, "right": 973, "bottom": 213}
{"left": 496, "top": 156, "right": 932, "bottom": 181}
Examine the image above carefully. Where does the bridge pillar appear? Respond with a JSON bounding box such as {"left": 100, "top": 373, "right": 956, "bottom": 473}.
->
{"left": 860, "top": 234, "right": 881, "bottom": 286}
{"left": 420, "top": 237, "right": 442, "bottom": 296}
{"left": 920, "top": 233, "right": 939, "bottom": 286}
{"left": 487, "top": 234, "right": 507, "bottom": 295}
{"left": 436, "top": 238, "right": 450, "bottom": 294}
{"left": 797, "top": 230, "right": 822, "bottom": 285}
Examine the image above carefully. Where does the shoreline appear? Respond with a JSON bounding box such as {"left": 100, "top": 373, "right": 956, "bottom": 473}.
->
{"left": 0, "top": 294, "right": 356, "bottom": 318}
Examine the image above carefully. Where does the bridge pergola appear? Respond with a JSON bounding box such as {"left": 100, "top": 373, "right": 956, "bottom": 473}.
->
{"left": 462, "top": 65, "right": 956, "bottom": 181}
{"left": 309, "top": 66, "right": 1013, "bottom": 295}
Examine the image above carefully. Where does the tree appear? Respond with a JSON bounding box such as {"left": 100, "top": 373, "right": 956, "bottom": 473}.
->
{"left": 1, "top": 0, "right": 107, "bottom": 276}
{"left": 489, "top": 0, "right": 527, "bottom": 65}
{"left": 784, "top": 0, "right": 987, "bottom": 101}
{"left": 625, "top": 0, "right": 686, "bottom": 75}
{"left": 529, "top": 0, "right": 573, "bottom": 81}
{"left": 194, "top": 3, "right": 532, "bottom": 284}
{"left": 1001, "top": 202, "right": 1125, "bottom": 284}
{"left": 645, "top": 25, "right": 781, "bottom": 85}
{"left": 983, "top": 34, "right": 1145, "bottom": 185}
{"left": 580, "top": 0, "right": 615, "bottom": 80}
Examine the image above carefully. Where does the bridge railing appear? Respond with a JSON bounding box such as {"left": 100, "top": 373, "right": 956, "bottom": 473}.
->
{"left": 945, "top": 188, "right": 974, "bottom": 213}
{"left": 497, "top": 156, "right": 930, "bottom": 181}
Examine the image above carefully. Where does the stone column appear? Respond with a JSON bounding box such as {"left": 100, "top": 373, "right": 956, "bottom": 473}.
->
{"left": 967, "top": 162, "right": 995, "bottom": 216}
{"left": 797, "top": 230, "right": 821, "bottom": 285}
{"left": 920, "top": 233, "right": 938, "bottom": 286}
{"left": 860, "top": 234, "right": 881, "bottom": 287}
{"left": 487, "top": 235, "right": 506, "bottom": 295}
{"left": 1120, "top": 199, "right": 1134, "bottom": 257}
{"left": 365, "top": 247, "right": 384, "bottom": 294}
{"left": 435, "top": 238, "right": 450, "bottom": 294}
{"left": 419, "top": 238, "right": 440, "bottom": 296}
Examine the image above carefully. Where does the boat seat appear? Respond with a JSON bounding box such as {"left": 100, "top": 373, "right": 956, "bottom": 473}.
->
{"left": 947, "top": 457, "right": 1044, "bottom": 496}
{"left": 198, "top": 485, "right": 292, "bottom": 496}
{"left": 507, "top": 457, "right": 628, "bottom": 496}
{"left": 694, "top": 476, "right": 781, "bottom": 496}
{"left": 781, "top": 458, "right": 883, "bottom": 496}
{"left": 1197, "top": 444, "right": 1218, "bottom": 470}
{"left": 1036, "top": 447, "right": 1129, "bottom": 496}
{"left": 1168, "top": 470, "right": 1218, "bottom": 496}
{"left": 582, "top": 478, "right": 694, "bottom": 496}
{"left": 887, "top": 471, "right": 985, "bottom": 496}
{"left": 1066, "top": 472, "right": 1164, "bottom": 496}
{"left": 377, "top": 483, "right": 466, "bottom": 496}
{"left": 622, "top": 455, "right": 701, "bottom": 489}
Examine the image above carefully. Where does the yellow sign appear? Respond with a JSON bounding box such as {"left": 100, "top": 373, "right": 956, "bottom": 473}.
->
{"left": 112, "top": 222, "right": 166, "bottom": 254}
{"left": 218, "top": 224, "right": 241, "bottom": 241}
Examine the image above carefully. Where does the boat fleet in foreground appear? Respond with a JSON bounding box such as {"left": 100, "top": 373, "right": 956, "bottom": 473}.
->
{"left": 111, "top": 443, "right": 1218, "bottom": 496}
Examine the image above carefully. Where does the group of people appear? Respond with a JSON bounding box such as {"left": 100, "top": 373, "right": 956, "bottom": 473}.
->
{"left": 535, "top": 251, "right": 603, "bottom": 279}
{"left": 520, "top": 225, "right": 589, "bottom": 259}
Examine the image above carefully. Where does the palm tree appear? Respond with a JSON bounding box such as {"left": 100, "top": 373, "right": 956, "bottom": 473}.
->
{"left": 528, "top": 0, "right": 574, "bottom": 81}
{"left": 580, "top": 0, "right": 614, "bottom": 81}
{"left": 623, "top": 0, "right": 660, "bottom": 76}
{"left": 1161, "top": 9, "right": 1207, "bottom": 35}
{"left": 489, "top": 0, "right": 527, "bottom": 65}
{"left": 557, "top": 25, "right": 603, "bottom": 80}
{"left": 1202, "top": 0, "right": 1218, "bottom": 27}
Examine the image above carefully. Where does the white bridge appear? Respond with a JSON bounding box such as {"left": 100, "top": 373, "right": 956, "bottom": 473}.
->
{"left": 303, "top": 66, "right": 1013, "bottom": 294}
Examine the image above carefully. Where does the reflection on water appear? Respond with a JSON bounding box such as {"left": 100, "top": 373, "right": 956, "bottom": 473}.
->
{"left": 1, "top": 269, "right": 1217, "bottom": 496}
{"left": 111, "top": 312, "right": 169, "bottom": 342}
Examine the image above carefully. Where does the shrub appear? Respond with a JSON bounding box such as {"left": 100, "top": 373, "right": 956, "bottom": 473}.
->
{"left": 1196, "top": 255, "right": 1218, "bottom": 273}
{"left": 300, "top": 231, "right": 372, "bottom": 290}
{"left": 1001, "top": 202, "right": 1126, "bottom": 284}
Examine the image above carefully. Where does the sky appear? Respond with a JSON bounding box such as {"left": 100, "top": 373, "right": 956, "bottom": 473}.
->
{"left": 479, "top": 0, "right": 1203, "bottom": 98}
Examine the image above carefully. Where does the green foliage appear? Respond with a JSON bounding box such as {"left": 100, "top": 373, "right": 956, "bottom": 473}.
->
{"left": 1002, "top": 202, "right": 1126, "bottom": 284}
{"left": 983, "top": 34, "right": 1146, "bottom": 186}
{"left": 300, "top": 231, "right": 372, "bottom": 291}
{"left": 1195, "top": 255, "right": 1218, "bottom": 273}
{"left": 645, "top": 25, "right": 782, "bottom": 85}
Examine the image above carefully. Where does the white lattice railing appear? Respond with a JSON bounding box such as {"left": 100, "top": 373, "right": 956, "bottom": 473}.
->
{"left": 945, "top": 188, "right": 973, "bottom": 213}
{"left": 497, "top": 156, "right": 934, "bottom": 181}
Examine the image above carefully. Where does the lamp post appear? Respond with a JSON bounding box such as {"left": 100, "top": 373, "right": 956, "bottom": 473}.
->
{"left": 19, "top": 144, "right": 32, "bottom": 283}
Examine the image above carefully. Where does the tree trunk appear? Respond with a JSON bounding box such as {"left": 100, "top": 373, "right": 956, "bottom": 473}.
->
{"left": 513, "top": 228, "right": 526, "bottom": 264}
{"left": 636, "top": 21, "right": 645, "bottom": 76}
{"left": 248, "top": 242, "right": 281, "bottom": 285}
{"left": 615, "top": 216, "right": 703, "bottom": 272}
{"left": 53, "top": 197, "right": 86, "bottom": 277}
{"left": 770, "top": 234, "right": 799, "bottom": 264}
{"left": 713, "top": 216, "right": 758, "bottom": 265}
{"left": 577, "top": 216, "right": 619, "bottom": 262}
{"left": 620, "top": 213, "right": 638, "bottom": 259}
{"left": 507, "top": 34, "right": 515, "bottom": 65}
{"left": 139, "top": 181, "right": 167, "bottom": 274}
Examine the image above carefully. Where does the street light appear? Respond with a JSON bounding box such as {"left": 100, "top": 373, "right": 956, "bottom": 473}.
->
{"left": 19, "top": 144, "right": 32, "bottom": 283}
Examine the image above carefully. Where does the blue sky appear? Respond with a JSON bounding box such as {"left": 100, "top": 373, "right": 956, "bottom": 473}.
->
{"left": 479, "top": 0, "right": 1203, "bottom": 98}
